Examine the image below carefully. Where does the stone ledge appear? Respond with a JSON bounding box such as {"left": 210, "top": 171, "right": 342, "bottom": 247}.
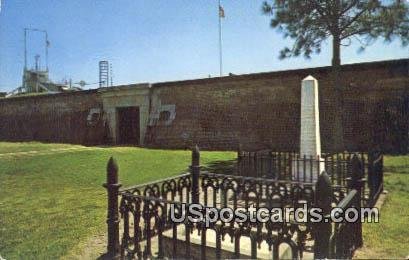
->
{"left": 161, "top": 225, "right": 296, "bottom": 260}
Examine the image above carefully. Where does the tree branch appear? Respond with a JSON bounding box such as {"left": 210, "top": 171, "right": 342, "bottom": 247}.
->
{"left": 340, "top": 7, "right": 369, "bottom": 31}
{"left": 340, "top": 28, "right": 370, "bottom": 39}
{"left": 310, "top": 1, "right": 334, "bottom": 31}
{"left": 340, "top": 0, "right": 360, "bottom": 16}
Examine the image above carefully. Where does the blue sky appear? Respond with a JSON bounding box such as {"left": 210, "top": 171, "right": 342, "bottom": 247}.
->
{"left": 0, "top": 0, "right": 408, "bottom": 92}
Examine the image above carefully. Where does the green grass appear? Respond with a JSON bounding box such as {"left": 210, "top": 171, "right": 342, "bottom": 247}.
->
{"left": 359, "top": 155, "right": 409, "bottom": 259}
{"left": 0, "top": 143, "right": 235, "bottom": 259}
{"left": 1, "top": 142, "right": 408, "bottom": 259}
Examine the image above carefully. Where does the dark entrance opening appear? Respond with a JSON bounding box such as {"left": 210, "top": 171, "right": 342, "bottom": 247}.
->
{"left": 117, "top": 106, "right": 140, "bottom": 145}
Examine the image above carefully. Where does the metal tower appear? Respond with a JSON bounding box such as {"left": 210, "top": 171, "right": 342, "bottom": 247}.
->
{"left": 99, "top": 61, "right": 109, "bottom": 88}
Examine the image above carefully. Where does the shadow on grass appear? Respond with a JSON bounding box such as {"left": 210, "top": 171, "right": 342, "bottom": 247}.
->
{"left": 200, "top": 159, "right": 237, "bottom": 175}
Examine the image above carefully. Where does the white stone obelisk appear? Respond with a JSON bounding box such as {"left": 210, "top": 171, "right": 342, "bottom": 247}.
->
{"left": 294, "top": 75, "right": 324, "bottom": 182}
{"left": 300, "top": 75, "right": 321, "bottom": 158}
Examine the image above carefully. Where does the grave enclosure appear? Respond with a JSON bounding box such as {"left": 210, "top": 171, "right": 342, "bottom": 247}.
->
{"left": 102, "top": 76, "right": 384, "bottom": 259}
{"left": 104, "top": 147, "right": 377, "bottom": 259}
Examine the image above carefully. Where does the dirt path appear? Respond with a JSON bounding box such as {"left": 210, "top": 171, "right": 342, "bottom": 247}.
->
{"left": 62, "top": 232, "right": 107, "bottom": 260}
{"left": 0, "top": 147, "right": 101, "bottom": 158}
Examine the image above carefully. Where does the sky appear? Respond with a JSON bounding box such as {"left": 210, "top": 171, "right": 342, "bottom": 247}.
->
{"left": 0, "top": 0, "right": 408, "bottom": 92}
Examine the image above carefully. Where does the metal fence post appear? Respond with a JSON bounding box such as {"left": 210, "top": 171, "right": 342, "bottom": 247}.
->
{"left": 350, "top": 154, "right": 364, "bottom": 195}
{"left": 191, "top": 145, "right": 200, "bottom": 204}
{"left": 314, "top": 171, "right": 332, "bottom": 259}
{"left": 237, "top": 144, "right": 242, "bottom": 176}
{"left": 368, "top": 150, "right": 375, "bottom": 200}
{"left": 369, "top": 148, "right": 384, "bottom": 205}
{"left": 350, "top": 154, "right": 364, "bottom": 247}
{"left": 376, "top": 151, "right": 383, "bottom": 192}
{"left": 103, "top": 157, "right": 122, "bottom": 259}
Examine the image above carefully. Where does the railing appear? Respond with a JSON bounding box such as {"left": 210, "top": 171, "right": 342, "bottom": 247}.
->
{"left": 120, "top": 173, "right": 192, "bottom": 202}
{"left": 332, "top": 155, "right": 364, "bottom": 258}
{"left": 237, "top": 150, "right": 383, "bottom": 207}
{"left": 329, "top": 190, "right": 362, "bottom": 258}
{"left": 102, "top": 147, "right": 368, "bottom": 259}
{"left": 118, "top": 192, "right": 313, "bottom": 259}
{"left": 367, "top": 150, "right": 384, "bottom": 207}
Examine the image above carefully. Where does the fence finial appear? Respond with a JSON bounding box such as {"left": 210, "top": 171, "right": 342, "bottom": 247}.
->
{"left": 351, "top": 154, "right": 363, "bottom": 179}
{"left": 104, "top": 157, "right": 121, "bottom": 259}
{"left": 191, "top": 145, "right": 200, "bottom": 204}
{"left": 192, "top": 144, "right": 200, "bottom": 166}
{"left": 315, "top": 171, "right": 333, "bottom": 208}
{"left": 350, "top": 153, "right": 364, "bottom": 248}
{"left": 314, "top": 170, "right": 332, "bottom": 259}
{"left": 107, "top": 156, "right": 119, "bottom": 184}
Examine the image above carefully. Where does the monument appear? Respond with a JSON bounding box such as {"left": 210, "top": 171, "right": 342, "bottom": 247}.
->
{"left": 294, "top": 75, "right": 324, "bottom": 182}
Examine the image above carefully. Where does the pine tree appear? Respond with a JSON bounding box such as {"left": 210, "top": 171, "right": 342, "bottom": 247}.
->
{"left": 263, "top": 0, "right": 409, "bottom": 151}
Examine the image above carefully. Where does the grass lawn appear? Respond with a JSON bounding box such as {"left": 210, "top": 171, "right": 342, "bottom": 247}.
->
{"left": 0, "top": 142, "right": 235, "bottom": 259}
{"left": 358, "top": 155, "right": 409, "bottom": 259}
{"left": 0, "top": 142, "right": 408, "bottom": 259}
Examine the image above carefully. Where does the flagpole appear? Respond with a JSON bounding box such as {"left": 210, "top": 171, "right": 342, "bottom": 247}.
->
{"left": 45, "top": 31, "right": 49, "bottom": 72}
{"left": 24, "top": 28, "right": 27, "bottom": 70}
{"left": 218, "top": 0, "right": 223, "bottom": 77}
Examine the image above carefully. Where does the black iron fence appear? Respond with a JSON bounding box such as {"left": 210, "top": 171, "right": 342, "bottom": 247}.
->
{"left": 237, "top": 150, "right": 383, "bottom": 207}
{"left": 367, "top": 150, "right": 384, "bottom": 207}
{"left": 103, "top": 147, "right": 372, "bottom": 259}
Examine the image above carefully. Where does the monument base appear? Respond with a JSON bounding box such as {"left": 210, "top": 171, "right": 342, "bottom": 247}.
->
{"left": 291, "top": 159, "right": 325, "bottom": 182}
{"left": 162, "top": 225, "right": 299, "bottom": 259}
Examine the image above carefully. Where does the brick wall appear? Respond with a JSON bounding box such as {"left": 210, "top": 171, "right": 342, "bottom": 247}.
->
{"left": 0, "top": 59, "right": 407, "bottom": 153}
{"left": 0, "top": 90, "right": 105, "bottom": 145}
{"left": 146, "top": 59, "right": 409, "bottom": 152}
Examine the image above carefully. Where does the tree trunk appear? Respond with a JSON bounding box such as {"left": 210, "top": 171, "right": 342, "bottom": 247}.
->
{"left": 331, "top": 33, "right": 345, "bottom": 152}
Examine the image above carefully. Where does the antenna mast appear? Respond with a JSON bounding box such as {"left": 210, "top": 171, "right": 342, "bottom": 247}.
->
{"left": 110, "top": 63, "right": 113, "bottom": 86}
{"left": 23, "top": 28, "right": 49, "bottom": 71}
{"left": 24, "top": 28, "right": 27, "bottom": 70}
{"left": 45, "top": 31, "right": 49, "bottom": 71}
{"left": 99, "top": 61, "right": 109, "bottom": 88}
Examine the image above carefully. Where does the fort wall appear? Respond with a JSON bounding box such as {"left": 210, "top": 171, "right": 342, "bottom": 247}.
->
{"left": 0, "top": 59, "right": 407, "bottom": 153}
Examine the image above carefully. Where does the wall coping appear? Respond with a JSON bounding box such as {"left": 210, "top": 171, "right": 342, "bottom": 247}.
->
{"left": 0, "top": 89, "right": 98, "bottom": 103}
{"left": 98, "top": 83, "right": 151, "bottom": 98}
{"left": 0, "top": 58, "right": 407, "bottom": 103}
{"left": 152, "top": 58, "right": 409, "bottom": 88}
{"left": 98, "top": 83, "right": 151, "bottom": 93}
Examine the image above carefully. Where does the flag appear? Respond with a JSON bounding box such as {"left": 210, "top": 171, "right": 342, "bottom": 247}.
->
{"left": 219, "top": 5, "right": 225, "bottom": 18}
